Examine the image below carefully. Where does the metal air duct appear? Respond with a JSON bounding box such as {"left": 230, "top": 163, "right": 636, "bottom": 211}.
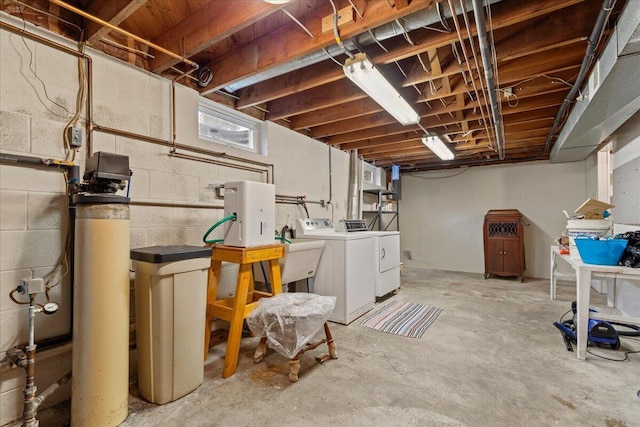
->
{"left": 223, "top": 0, "right": 503, "bottom": 93}
{"left": 550, "top": 0, "right": 640, "bottom": 163}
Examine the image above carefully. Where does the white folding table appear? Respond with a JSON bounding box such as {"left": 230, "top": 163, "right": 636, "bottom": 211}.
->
{"left": 550, "top": 245, "right": 640, "bottom": 360}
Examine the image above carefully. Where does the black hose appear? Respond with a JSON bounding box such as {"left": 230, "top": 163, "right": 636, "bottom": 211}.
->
{"left": 259, "top": 262, "right": 272, "bottom": 293}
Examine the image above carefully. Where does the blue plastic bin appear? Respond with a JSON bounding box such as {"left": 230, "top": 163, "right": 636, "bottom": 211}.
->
{"left": 574, "top": 238, "right": 628, "bottom": 265}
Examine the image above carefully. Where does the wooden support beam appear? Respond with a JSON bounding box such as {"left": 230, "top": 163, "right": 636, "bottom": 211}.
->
{"left": 374, "top": 0, "right": 585, "bottom": 65}
{"left": 150, "top": 1, "right": 282, "bottom": 73}
{"left": 200, "top": 0, "right": 438, "bottom": 93}
{"left": 237, "top": 61, "right": 344, "bottom": 109}
{"left": 266, "top": 79, "right": 367, "bottom": 121}
{"left": 85, "top": 0, "right": 147, "bottom": 44}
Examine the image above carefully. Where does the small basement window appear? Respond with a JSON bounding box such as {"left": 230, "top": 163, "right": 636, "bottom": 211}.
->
{"left": 198, "top": 99, "right": 266, "bottom": 154}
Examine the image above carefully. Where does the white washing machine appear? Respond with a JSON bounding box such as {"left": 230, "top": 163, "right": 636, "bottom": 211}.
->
{"left": 296, "top": 218, "right": 376, "bottom": 325}
{"left": 338, "top": 220, "right": 400, "bottom": 298}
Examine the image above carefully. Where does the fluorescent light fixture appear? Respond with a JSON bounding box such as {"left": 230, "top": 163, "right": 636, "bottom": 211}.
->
{"left": 422, "top": 135, "right": 455, "bottom": 161}
{"left": 263, "top": 0, "right": 292, "bottom": 4}
{"left": 344, "top": 53, "right": 420, "bottom": 125}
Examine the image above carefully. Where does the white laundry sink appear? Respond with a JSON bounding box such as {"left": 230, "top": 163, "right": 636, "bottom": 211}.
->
{"left": 253, "top": 239, "right": 325, "bottom": 284}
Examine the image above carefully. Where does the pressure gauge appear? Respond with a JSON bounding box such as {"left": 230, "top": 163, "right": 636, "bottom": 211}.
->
{"left": 43, "top": 302, "right": 59, "bottom": 314}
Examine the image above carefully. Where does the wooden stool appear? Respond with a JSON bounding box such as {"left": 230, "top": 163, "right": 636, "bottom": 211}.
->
{"left": 254, "top": 322, "right": 337, "bottom": 382}
{"left": 204, "top": 244, "right": 284, "bottom": 378}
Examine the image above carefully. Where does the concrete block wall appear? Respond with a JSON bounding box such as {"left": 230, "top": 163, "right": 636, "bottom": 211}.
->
{"left": 0, "top": 16, "right": 350, "bottom": 425}
{"left": 1, "top": 19, "right": 79, "bottom": 423}
{"left": 400, "top": 161, "right": 588, "bottom": 279}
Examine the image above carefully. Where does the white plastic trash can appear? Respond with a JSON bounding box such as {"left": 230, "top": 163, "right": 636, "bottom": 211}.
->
{"left": 131, "top": 245, "right": 212, "bottom": 404}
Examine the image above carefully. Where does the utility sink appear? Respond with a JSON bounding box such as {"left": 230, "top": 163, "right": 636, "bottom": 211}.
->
{"left": 253, "top": 239, "right": 325, "bottom": 284}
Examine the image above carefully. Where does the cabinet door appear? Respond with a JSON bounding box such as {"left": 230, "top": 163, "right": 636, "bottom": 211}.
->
{"left": 501, "top": 238, "right": 521, "bottom": 275}
{"left": 379, "top": 234, "right": 400, "bottom": 272}
{"left": 486, "top": 239, "right": 504, "bottom": 273}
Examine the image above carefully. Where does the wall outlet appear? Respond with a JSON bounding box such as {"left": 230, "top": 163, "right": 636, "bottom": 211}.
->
{"left": 67, "top": 127, "right": 82, "bottom": 148}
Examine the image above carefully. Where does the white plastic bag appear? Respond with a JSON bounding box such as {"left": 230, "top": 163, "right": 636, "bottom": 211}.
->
{"left": 246, "top": 293, "right": 336, "bottom": 359}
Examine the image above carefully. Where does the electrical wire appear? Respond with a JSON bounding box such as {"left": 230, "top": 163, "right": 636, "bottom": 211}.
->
{"left": 409, "top": 168, "right": 470, "bottom": 179}
{"left": 329, "top": 0, "right": 355, "bottom": 59}
{"left": 458, "top": 0, "right": 495, "bottom": 152}
{"left": 40, "top": 37, "right": 89, "bottom": 292}
{"left": 281, "top": 9, "right": 314, "bottom": 38}
{"left": 586, "top": 348, "right": 640, "bottom": 362}
{"left": 101, "top": 37, "right": 155, "bottom": 59}
{"left": 345, "top": 0, "right": 362, "bottom": 20}
{"left": 485, "top": 0, "right": 505, "bottom": 151}
{"left": 7, "top": 8, "right": 85, "bottom": 294}
{"left": 14, "top": 6, "right": 73, "bottom": 118}
{"left": 395, "top": 19, "right": 415, "bottom": 45}
{"left": 62, "top": 39, "right": 87, "bottom": 162}
{"left": 8, "top": 0, "right": 82, "bottom": 34}
{"left": 322, "top": 48, "right": 343, "bottom": 67}
{"left": 437, "top": 1, "right": 452, "bottom": 32}
{"left": 9, "top": 288, "right": 30, "bottom": 305}
{"left": 447, "top": 0, "right": 493, "bottom": 155}
{"left": 497, "top": 89, "right": 519, "bottom": 108}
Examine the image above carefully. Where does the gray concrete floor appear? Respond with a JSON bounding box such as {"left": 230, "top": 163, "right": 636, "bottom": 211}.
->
{"left": 35, "top": 268, "right": 640, "bottom": 426}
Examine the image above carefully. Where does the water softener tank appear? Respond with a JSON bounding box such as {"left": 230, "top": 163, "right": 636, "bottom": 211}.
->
{"left": 72, "top": 198, "right": 129, "bottom": 426}
{"left": 71, "top": 152, "right": 131, "bottom": 426}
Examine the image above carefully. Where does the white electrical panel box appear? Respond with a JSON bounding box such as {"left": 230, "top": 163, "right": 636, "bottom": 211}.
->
{"left": 223, "top": 181, "right": 275, "bottom": 247}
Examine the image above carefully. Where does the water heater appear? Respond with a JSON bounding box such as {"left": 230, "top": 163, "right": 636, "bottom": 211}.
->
{"left": 223, "top": 181, "right": 275, "bottom": 247}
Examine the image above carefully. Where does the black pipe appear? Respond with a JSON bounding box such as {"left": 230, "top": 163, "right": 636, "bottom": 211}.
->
{"left": 0, "top": 153, "right": 74, "bottom": 169}
{"left": 0, "top": 153, "right": 43, "bottom": 166}
{"left": 472, "top": 0, "right": 504, "bottom": 160}
{"left": 67, "top": 166, "right": 79, "bottom": 346}
{"left": 543, "top": 0, "right": 616, "bottom": 154}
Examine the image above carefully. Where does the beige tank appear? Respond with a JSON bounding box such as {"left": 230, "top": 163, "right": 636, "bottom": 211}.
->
{"left": 72, "top": 203, "right": 130, "bottom": 426}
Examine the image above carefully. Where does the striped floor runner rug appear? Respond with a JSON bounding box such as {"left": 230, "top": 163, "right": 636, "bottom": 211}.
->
{"left": 360, "top": 301, "right": 442, "bottom": 338}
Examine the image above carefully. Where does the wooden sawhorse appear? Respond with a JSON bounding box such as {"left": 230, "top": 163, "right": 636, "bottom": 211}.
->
{"left": 204, "top": 244, "right": 284, "bottom": 378}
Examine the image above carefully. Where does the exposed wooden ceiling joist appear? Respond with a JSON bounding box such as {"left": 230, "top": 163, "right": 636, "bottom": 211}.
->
{"left": 5, "top": 0, "right": 626, "bottom": 171}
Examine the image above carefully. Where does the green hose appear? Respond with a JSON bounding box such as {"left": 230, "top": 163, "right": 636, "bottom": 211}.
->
{"left": 202, "top": 213, "right": 236, "bottom": 244}
{"left": 276, "top": 236, "right": 292, "bottom": 244}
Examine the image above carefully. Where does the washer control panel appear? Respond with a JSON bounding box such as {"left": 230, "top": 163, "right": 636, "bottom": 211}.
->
{"left": 296, "top": 218, "right": 334, "bottom": 235}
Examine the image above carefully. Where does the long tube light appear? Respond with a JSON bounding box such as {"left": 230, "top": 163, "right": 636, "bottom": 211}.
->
{"left": 343, "top": 53, "right": 420, "bottom": 125}
{"left": 422, "top": 135, "right": 455, "bottom": 161}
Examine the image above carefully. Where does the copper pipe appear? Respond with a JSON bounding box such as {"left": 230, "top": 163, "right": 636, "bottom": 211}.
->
{"left": 92, "top": 124, "right": 275, "bottom": 182}
{"left": 168, "top": 152, "right": 268, "bottom": 175}
{"left": 171, "top": 83, "right": 177, "bottom": 153}
{"left": 48, "top": 0, "right": 199, "bottom": 70}
{"left": 130, "top": 200, "right": 223, "bottom": 210}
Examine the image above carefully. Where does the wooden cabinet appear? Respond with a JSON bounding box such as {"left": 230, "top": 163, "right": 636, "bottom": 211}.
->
{"left": 483, "top": 209, "right": 525, "bottom": 282}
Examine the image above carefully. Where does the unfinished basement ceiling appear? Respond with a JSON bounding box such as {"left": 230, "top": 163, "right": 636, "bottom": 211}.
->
{"left": 1, "top": 0, "right": 630, "bottom": 171}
